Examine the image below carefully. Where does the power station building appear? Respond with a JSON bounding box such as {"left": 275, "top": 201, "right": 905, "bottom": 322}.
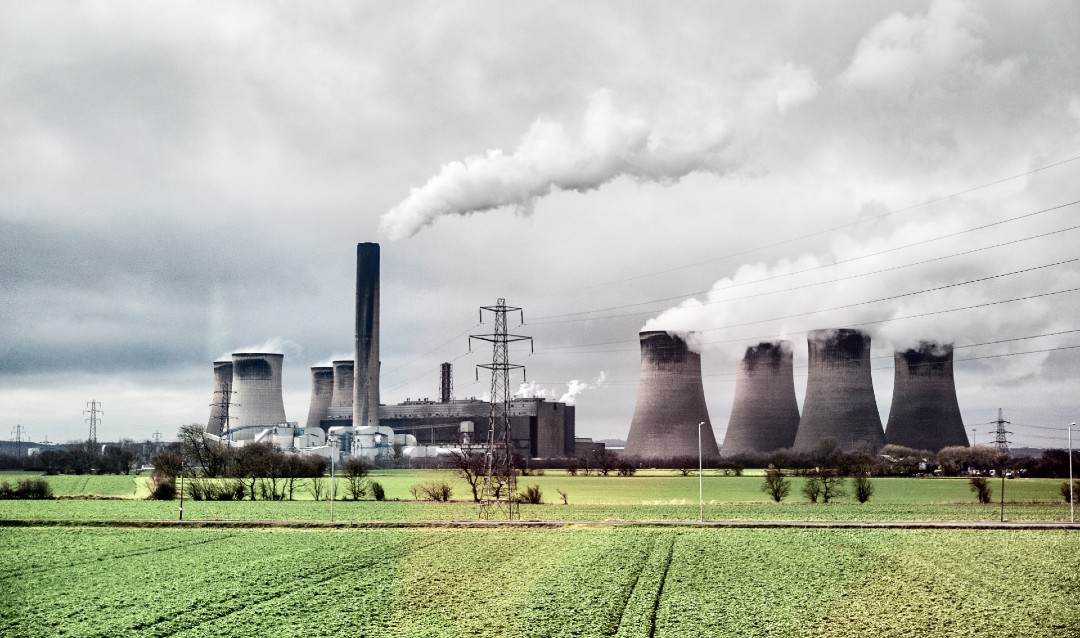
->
{"left": 624, "top": 331, "right": 719, "bottom": 460}
{"left": 793, "top": 329, "right": 886, "bottom": 453}
{"left": 720, "top": 341, "right": 801, "bottom": 457}
{"left": 884, "top": 343, "right": 969, "bottom": 452}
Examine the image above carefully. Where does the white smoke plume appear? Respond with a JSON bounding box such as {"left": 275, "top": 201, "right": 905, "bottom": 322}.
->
{"left": 312, "top": 352, "right": 354, "bottom": 368}
{"left": 513, "top": 382, "right": 549, "bottom": 399}
{"left": 219, "top": 337, "right": 303, "bottom": 361}
{"left": 512, "top": 372, "right": 607, "bottom": 405}
{"left": 379, "top": 89, "right": 736, "bottom": 240}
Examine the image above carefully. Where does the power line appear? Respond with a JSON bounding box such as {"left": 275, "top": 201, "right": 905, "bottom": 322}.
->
{"left": 548, "top": 155, "right": 1080, "bottom": 294}
{"left": 531, "top": 221, "right": 1080, "bottom": 326}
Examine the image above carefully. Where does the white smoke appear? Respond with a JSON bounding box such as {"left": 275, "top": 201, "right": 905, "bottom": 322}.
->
{"left": 219, "top": 337, "right": 303, "bottom": 361}
{"left": 379, "top": 89, "right": 740, "bottom": 240}
{"left": 312, "top": 352, "right": 354, "bottom": 368}
{"left": 514, "top": 382, "right": 549, "bottom": 399}
{"left": 511, "top": 372, "right": 607, "bottom": 405}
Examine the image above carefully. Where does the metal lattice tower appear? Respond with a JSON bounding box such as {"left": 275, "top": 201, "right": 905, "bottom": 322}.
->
{"left": 470, "top": 298, "right": 533, "bottom": 520}
{"left": 211, "top": 381, "right": 238, "bottom": 443}
{"left": 990, "top": 408, "right": 1012, "bottom": 453}
{"left": 84, "top": 400, "right": 102, "bottom": 444}
{"left": 11, "top": 424, "right": 26, "bottom": 457}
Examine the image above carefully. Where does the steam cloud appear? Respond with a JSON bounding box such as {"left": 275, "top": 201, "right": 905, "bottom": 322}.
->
{"left": 219, "top": 337, "right": 303, "bottom": 361}
{"left": 514, "top": 371, "right": 607, "bottom": 405}
{"left": 379, "top": 89, "right": 734, "bottom": 240}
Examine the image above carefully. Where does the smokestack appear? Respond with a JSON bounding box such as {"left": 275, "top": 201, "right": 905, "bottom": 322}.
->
{"left": 207, "top": 360, "right": 233, "bottom": 436}
{"left": 331, "top": 360, "right": 354, "bottom": 408}
{"left": 305, "top": 366, "right": 334, "bottom": 431}
{"left": 720, "top": 341, "right": 801, "bottom": 458}
{"left": 885, "top": 343, "right": 969, "bottom": 451}
{"left": 440, "top": 362, "right": 453, "bottom": 403}
{"left": 354, "top": 242, "right": 380, "bottom": 429}
{"left": 230, "top": 352, "right": 287, "bottom": 440}
{"left": 794, "top": 329, "right": 885, "bottom": 453}
{"left": 624, "top": 331, "right": 719, "bottom": 459}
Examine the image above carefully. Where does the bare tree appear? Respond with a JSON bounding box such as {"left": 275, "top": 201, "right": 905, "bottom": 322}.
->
{"left": 593, "top": 449, "right": 618, "bottom": 477}
{"left": 760, "top": 467, "right": 791, "bottom": 502}
{"left": 178, "top": 423, "right": 233, "bottom": 478}
{"left": 853, "top": 475, "right": 875, "bottom": 503}
{"left": 450, "top": 448, "right": 487, "bottom": 502}
{"left": 671, "top": 456, "right": 698, "bottom": 477}
{"left": 969, "top": 476, "right": 992, "bottom": 504}
{"left": 342, "top": 457, "right": 370, "bottom": 500}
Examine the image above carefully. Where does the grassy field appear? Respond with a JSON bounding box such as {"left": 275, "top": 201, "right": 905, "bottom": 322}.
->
{"left": 2, "top": 526, "right": 1077, "bottom": 637}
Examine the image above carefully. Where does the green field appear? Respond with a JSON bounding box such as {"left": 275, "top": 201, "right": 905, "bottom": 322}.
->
{"left": 2, "top": 526, "right": 1077, "bottom": 637}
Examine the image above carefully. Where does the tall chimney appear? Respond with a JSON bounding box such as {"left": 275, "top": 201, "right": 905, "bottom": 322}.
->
{"left": 720, "top": 341, "right": 801, "bottom": 458}
{"left": 793, "top": 329, "right": 885, "bottom": 453}
{"left": 624, "top": 331, "right": 719, "bottom": 459}
{"left": 354, "top": 242, "right": 380, "bottom": 429}
{"left": 440, "top": 362, "right": 453, "bottom": 403}
{"left": 230, "top": 352, "right": 287, "bottom": 440}
{"left": 305, "top": 366, "right": 334, "bottom": 431}
{"left": 207, "top": 360, "right": 233, "bottom": 436}
{"left": 885, "top": 343, "right": 969, "bottom": 451}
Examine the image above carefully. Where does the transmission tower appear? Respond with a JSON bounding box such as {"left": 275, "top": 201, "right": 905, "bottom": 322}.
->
{"left": 84, "top": 400, "right": 102, "bottom": 444}
{"left": 11, "top": 424, "right": 25, "bottom": 457}
{"left": 211, "top": 380, "right": 238, "bottom": 443}
{"left": 990, "top": 408, "right": 1012, "bottom": 453}
{"left": 469, "top": 298, "right": 533, "bottom": 520}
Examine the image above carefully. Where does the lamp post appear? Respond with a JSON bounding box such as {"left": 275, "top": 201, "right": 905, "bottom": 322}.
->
{"left": 1070, "top": 422, "right": 1075, "bottom": 524}
{"left": 971, "top": 427, "right": 976, "bottom": 447}
{"left": 329, "top": 435, "right": 337, "bottom": 523}
{"left": 698, "top": 421, "right": 705, "bottom": 523}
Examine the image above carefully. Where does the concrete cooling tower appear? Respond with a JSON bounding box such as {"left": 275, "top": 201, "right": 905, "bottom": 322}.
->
{"left": 720, "top": 341, "right": 801, "bottom": 458}
{"left": 624, "top": 331, "right": 719, "bottom": 460}
{"left": 206, "top": 360, "right": 233, "bottom": 436}
{"left": 305, "top": 366, "right": 334, "bottom": 430}
{"left": 331, "top": 360, "right": 354, "bottom": 408}
{"left": 885, "top": 343, "right": 969, "bottom": 451}
{"left": 354, "top": 242, "right": 380, "bottom": 429}
{"left": 793, "top": 329, "right": 885, "bottom": 453}
{"left": 230, "top": 352, "right": 288, "bottom": 440}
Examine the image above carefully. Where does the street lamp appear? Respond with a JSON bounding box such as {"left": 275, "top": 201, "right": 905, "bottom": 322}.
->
{"left": 1069, "top": 422, "right": 1075, "bottom": 524}
{"left": 698, "top": 421, "right": 705, "bottom": 523}
{"left": 329, "top": 435, "right": 337, "bottom": 523}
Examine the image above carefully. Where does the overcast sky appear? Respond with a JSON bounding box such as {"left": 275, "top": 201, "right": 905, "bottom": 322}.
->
{"left": 2, "top": 1, "right": 1078, "bottom": 448}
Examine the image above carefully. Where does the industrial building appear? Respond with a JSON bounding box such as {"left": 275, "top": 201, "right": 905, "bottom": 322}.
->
{"left": 720, "top": 341, "right": 801, "bottom": 458}
{"left": 793, "top": 329, "right": 886, "bottom": 453}
{"left": 885, "top": 343, "right": 969, "bottom": 452}
{"left": 624, "top": 330, "right": 719, "bottom": 460}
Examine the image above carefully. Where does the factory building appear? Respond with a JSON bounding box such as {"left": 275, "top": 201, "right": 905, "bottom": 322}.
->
{"left": 720, "top": 341, "right": 801, "bottom": 457}
{"left": 624, "top": 331, "right": 719, "bottom": 460}
{"left": 793, "top": 329, "right": 885, "bottom": 453}
{"left": 885, "top": 343, "right": 969, "bottom": 452}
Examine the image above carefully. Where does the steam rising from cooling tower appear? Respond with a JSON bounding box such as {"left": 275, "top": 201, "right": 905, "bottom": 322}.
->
{"left": 230, "top": 353, "right": 287, "bottom": 440}
{"left": 207, "top": 360, "right": 233, "bottom": 436}
{"left": 885, "top": 343, "right": 969, "bottom": 451}
{"left": 354, "top": 242, "right": 380, "bottom": 429}
{"left": 720, "top": 341, "right": 801, "bottom": 457}
{"left": 624, "top": 331, "right": 719, "bottom": 459}
{"left": 793, "top": 329, "right": 885, "bottom": 453}
{"left": 305, "top": 366, "right": 334, "bottom": 430}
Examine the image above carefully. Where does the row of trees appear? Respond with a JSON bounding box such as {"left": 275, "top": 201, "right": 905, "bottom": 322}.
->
{"left": 0, "top": 441, "right": 142, "bottom": 475}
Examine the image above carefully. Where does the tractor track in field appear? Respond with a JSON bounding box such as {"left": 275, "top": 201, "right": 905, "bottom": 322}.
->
{"left": 648, "top": 534, "right": 676, "bottom": 638}
{"left": 612, "top": 530, "right": 662, "bottom": 636}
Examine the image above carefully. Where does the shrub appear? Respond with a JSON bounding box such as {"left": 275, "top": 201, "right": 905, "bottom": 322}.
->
{"left": 0, "top": 480, "right": 13, "bottom": 499}
{"left": 150, "top": 479, "right": 176, "bottom": 500}
{"left": 412, "top": 480, "right": 453, "bottom": 502}
{"left": 16, "top": 478, "right": 53, "bottom": 499}
{"left": 371, "top": 481, "right": 386, "bottom": 501}
{"left": 1059, "top": 480, "right": 1078, "bottom": 503}
{"left": 853, "top": 476, "right": 875, "bottom": 503}
{"left": 520, "top": 484, "right": 543, "bottom": 504}
{"left": 969, "top": 477, "right": 992, "bottom": 504}
{"left": 556, "top": 488, "right": 568, "bottom": 505}
{"left": 616, "top": 462, "right": 637, "bottom": 477}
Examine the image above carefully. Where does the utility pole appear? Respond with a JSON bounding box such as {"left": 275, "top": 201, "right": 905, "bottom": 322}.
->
{"left": 84, "top": 400, "right": 102, "bottom": 445}
{"left": 470, "top": 298, "right": 533, "bottom": 520}
{"left": 990, "top": 408, "right": 1011, "bottom": 454}
{"left": 11, "top": 424, "right": 26, "bottom": 457}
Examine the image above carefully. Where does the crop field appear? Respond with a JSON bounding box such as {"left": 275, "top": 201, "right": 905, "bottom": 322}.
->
{"left": 2, "top": 526, "right": 1077, "bottom": 637}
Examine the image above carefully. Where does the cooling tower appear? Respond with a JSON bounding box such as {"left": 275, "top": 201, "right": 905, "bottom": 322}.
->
{"left": 720, "top": 341, "right": 801, "bottom": 458}
{"left": 354, "top": 242, "right": 380, "bottom": 429}
{"left": 207, "top": 360, "right": 233, "bottom": 436}
{"left": 331, "top": 360, "right": 354, "bottom": 408}
{"left": 793, "top": 329, "right": 885, "bottom": 453}
{"left": 305, "top": 366, "right": 334, "bottom": 430}
{"left": 624, "top": 331, "right": 719, "bottom": 459}
{"left": 885, "top": 343, "right": 969, "bottom": 451}
{"left": 230, "top": 352, "right": 288, "bottom": 440}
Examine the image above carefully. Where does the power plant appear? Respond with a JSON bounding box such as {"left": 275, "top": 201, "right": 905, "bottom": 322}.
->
{"left": 330, "top": 360, "right": 354, "bottom": 409}
{"left": 354, "top": 242, "right": 380, "bottom": 430}
{"left": 720, "top": 341, "right": 801, "bottom": 458}
{"left": 793, "top": 329, "right": 886, "bottom": 454}
{"left": 228, "top": 353, "right": 289, "bottom": 441}
{"left": 884, "top": 343, "right": 969, "bottom": 452}
{"left": 206, "top": 360, "right": 233, "bottom": 436}
{"left": 624, "top": 331, "right": 719, "bottom": 460}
